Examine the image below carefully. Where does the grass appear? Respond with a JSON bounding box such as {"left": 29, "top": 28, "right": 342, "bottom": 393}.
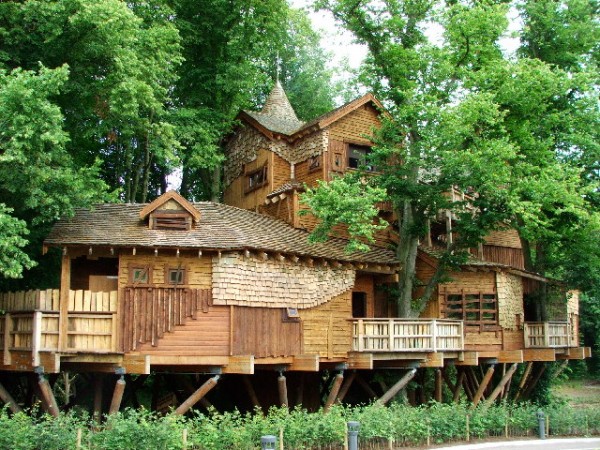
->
{"left": 553, "top": 379, "right": 600, "bottom": 408}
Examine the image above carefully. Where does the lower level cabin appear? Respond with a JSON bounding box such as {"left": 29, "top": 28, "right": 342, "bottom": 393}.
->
{"left": 0, "top": 191, "right": 589, "bottom": 414}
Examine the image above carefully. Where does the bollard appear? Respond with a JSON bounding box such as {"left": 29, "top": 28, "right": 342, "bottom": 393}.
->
{"left": 261, "top": 435, "right": 277, "bottom": 450}
{"left": 537, "top": 410, "right": 546, "bottom": 440}
{"left": 348, "top": 421, "right": 360, "bottom": 450}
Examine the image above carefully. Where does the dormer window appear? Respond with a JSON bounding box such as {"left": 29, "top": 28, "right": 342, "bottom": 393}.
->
{"left": 151, "top": 211, "right": 192, "bottom": 230}
{"left": 348, "top": 144, "right": 376, "bottom": 171}
{"left": 245, "top": 164, "right": 268, "bottom": 193}
{"left": 139, "top": 191, "right": 201, "bottom": 231}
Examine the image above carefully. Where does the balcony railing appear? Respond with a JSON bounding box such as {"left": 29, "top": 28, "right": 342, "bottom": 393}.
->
{"left": 524, "top": 321, "right": 573, "bottom": 348}
{"left": 352, "top": 319, "right": 464, "bottom": 352}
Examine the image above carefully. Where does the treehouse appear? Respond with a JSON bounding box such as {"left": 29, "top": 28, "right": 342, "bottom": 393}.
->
{"left": 0, "top": 83, "right": 589, "bottom": 415}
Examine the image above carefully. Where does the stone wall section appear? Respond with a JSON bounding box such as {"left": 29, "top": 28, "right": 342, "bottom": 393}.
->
{"left": 212, "top": 252, "right": 355, "bottom": 309}
{"left": 224, "top": 126, "right": 272, "bottom": 187}
{"left": 496, "top": 272, "right": 524, "bottom": 330}
{"left": 289, "top": 130, "right": 329, "bottom": 163}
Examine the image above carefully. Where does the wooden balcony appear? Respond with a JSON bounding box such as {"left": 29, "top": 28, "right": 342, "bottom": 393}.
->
{"left": 0, "top": 289, "right": 118, "bottom": 364}
{"left": 524, "top": 321, "right": 574, "bottom": 348}
{"left": 352, "top": 319, "right": 464, "bottom": 352}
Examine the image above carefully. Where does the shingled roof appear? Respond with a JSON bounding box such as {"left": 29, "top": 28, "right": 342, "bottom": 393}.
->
{"left": 45, "top": 201, "right": 397, "bottom": 265}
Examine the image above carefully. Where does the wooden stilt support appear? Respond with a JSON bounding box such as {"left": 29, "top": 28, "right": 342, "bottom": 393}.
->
{"left": 93, "top": 374, "right": 104, "bottom": 422}
{"left": 37, "top": 372, "right": 59, "bottom": 417}
{"left": 551, "top": 360, "right": 569, "bottom": 380}
{"left": 242, "top": 375, "right": 261, "bottom": 410}
{"left": 336, "top": 371, "right": 357, "bottom": 404}
{"left": 461, "top": 369, "right": 474, "bottom": 402}
{"left": 434, "top": 369, "right": 443, "bottom": 403}
{"left": 0, "top": 381, "right": 21, "bottom": 413}
{"left": 175, "top": 375, "right": 220, "bottom": 415}
{"left": 324, "top": 372, "right": 344, "bottom": 413}
{"left": 466, "top": 367, "right": 480, "bottom": 396}
{"left": 513, "top": 362, "right": 533, "bottom": 402}
{"left": 295, "top": 373, "right": 304, "bottom": 408}
{"left": 377, "top": 369, "right": 417, "bottom": 406}
{"left": 453, "top": 370, "right": 466, "bottom": 403}
{"left": 278, "top": 372, "right": 288, "bottom": 407}
{"left": 522, "top": 363, "right": 546, "bottom": 400}
{"left": 355, "top": 373, "right": 378, "bottom": 399}
{"left": 472, "top": 365, "right": 495, "bottom": 408}
{"left": 441, "top": 367, "right": 456, "bottom": 393}
{"left": 109, "top": 375, "right": 126, "bottom": 415}
{"left": 482, "top": 363, "right": 518, "bottom": 409}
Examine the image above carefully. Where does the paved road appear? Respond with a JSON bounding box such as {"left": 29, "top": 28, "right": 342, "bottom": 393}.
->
{"left": 433, "top": 438, "right": 600, "bottom": 450}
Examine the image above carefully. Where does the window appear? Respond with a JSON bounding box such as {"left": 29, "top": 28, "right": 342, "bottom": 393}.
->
{"left": 130, "top": 267, "right": 151, "bottom": 285}
{"left": 444, "top": 292, "right": 498, "bottom": 328}
{"left": 152, "top": 212, "right": 192, "bottom": 230}
{"left": 166, "top": 268, "right": 186, "bottom": 285}
{"left": 348, "top": 144, "right": 376, "bottom": 171}
{"left": 245, "top": 165, "right": 268, "bottom": 193}
{"left": 308, "top": 155, "right": 321, "bottom": 172}
{"left": 282, "top": 307, "right": 300, "bottom": 322}
{"left": 352, "top": 292, "right": 367, "bottom": 318}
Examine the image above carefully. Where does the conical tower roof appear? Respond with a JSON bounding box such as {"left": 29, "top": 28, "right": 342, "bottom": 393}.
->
{"left": 244, "top": 81, "right": 304, "bottom": 136}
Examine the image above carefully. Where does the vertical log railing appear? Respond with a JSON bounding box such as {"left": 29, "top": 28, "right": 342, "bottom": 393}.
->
{"left": 524, "top": 321, "right": 572, "bottom": 348}
{"left": 120, "top": 287, "right": 211, "bottom": 352}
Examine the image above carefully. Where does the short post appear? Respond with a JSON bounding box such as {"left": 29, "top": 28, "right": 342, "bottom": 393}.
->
{"left": 260, "top": 435, "right": 277, "bottom": 450}
{"left": 348, "top": 421, "right": 360, "bottom": 450}
{"left": 537, "top": 410, "right": 546, "bottom": 440}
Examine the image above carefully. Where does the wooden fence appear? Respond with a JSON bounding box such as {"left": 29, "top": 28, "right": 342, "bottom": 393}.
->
{"left": 352, "top": 319, "right": 464, "bottom": 352}
{"left": 524, "top": 321, "right": 572, "bottom": 348}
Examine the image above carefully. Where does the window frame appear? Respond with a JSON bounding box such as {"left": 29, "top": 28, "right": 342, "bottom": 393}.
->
{"left": 443, "top": 291, "right": 499, "bottom": 330}
{"left": 129, "top": 265, "right": 152, "bottom": 286}
{"left": 308, "top": 155, "right": 321, "bottom": 173}
{"left": 244, "top": 164, "right": 268, "bottom": 194}
{"left": 347, "top": 143, "right": 376, "bottom": 172}
{"left": 164, "top": 266, "right": 188, "bottom": 286}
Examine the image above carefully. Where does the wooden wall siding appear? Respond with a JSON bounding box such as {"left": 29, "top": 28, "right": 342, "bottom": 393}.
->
{"left": 272, "top": 153, "right": 292, "bottom": 190}
{"left": 479, "top": 245, "right": 524, "bottom": 269}
{"left": 232, "top": 307, "right": 302, "bottom": 357}
{"left": 328, "top": 105, "right": 381, "bottom": 143}
{"left": 120, "top": 287, "right": 211, "bottom": 352}
{"left": 503, "top": 330, "right": 525, "bottom": 351}
{"left": 0, "top": 289, "right": 59, "bottom": 312}
{"left": 354, "top": 274, "right": 375, "bottom": 318}
{"left": 297, "top": 200, "right": 320, "bottom": 232}
{"left": 484, "top": 229, "right": 522, "bottom": 248}
{"left": 223, "top": 125, "right": 271, "bottom": 188}
{"left": 223, "top": 148, "right": 272, "bottom": 210}
{"left": 299, "top": 291, "right": 352, "bottom": 358}
{"left": 416, "top": 258, "right": 440, "bottom": 318}
{"left": 136, "top": 305, "right": 230, "bottom": 356}
{"left": 260, "top": 195, "right": 293, "bottom": 225}
{"left": 464, "top": 330, "right": 503, "bottom": 350}
{"left": 496, "top": 272, "right": 524, "bottom": 330}
{"left": 288, "top": 130, "right": 329, "bottom": 163}
{"left": 440, "top": 272, "right": 496, "bottom": 294}
{"left": 374, "top": 287, "right": 392, "bottom": 318}
{"left": 295, "top": 158, "right": 323, "bottom": 189}
{"left": 212, "top": 253, "right": 355, "bottom": 309}
{"left": 118, "top": 254, "right": 212, "bottom": 289}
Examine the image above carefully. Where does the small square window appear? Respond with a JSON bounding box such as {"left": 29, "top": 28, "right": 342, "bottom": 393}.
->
{"left": 132, "top": 268, "right": 149, "bottom": 284}
{"left": 308, "top": 155, "right": 321, "bottom": 172}
{"left": 168, "top": 268, "right": 185, "bottom": 285}
{"left": 245, "top": 165, "right": 268, "bottom": 193}
{"left": 348, "top": 144, "right": 376, "bottom": 171}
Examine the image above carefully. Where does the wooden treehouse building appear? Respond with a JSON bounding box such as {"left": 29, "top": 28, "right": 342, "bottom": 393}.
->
{"left": 0, "top": 82, "right": 590, "bottom": 415}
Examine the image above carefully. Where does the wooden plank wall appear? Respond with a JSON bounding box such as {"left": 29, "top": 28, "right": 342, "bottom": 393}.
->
{"left": 118, "top": 254, "right": 212, "bottom": 289}
{"left": 232, "top": 307, "right": 301, "bottom": 357}
{"left": 260, "top": 196, "right": 293, "bottom": 225}
{"left": 299, "top": 291, "right": 352, "bottom": 359}
{"left": 483, "top": 229, "right": 522, "bottom": 248}
{"left": 354, "top": 274, "right": 375, "bottom": 318}
{"left": 480, "top": 246, "right": 524, "bottom": 269}
{"left": 328, "top": 105, "right": 381, "bottom": 143}
{"left": 416, "top": 257, "right": 439, "bottom": 318}
{"left": 273, "top": 153, "right": 292, "bottom": 190}
{"left": 222, "top": 148, "right": 273, "bottom": 210}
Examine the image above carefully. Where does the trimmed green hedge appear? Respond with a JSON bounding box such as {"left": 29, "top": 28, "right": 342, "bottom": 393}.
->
{"left": 1, "top": 402, "right": 598, "bottom": 449}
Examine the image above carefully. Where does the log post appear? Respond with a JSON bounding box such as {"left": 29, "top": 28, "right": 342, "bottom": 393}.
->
{"left": 295, "top": 373, "right": 305, "bottom": 408}
{"left": 453, "top": 370, "right": 466, "bottom": 403}
{"left": 377, "top": 368, "right": 417, "bottom": 406}
{"left": 336, "top": 371, "right": 357, "bottom": 404}
{"left": 277, "top": 372, "right": 288, "bottom": 408}
{"left": 93, "top": 374, "right": 104, "bottom": 422}
{"left": 323, "top": 372, "right": 344, "bottom": 412}
{"left": 37, "top": 371, "right": 59, "bottom": 417}
{"left": 551, "top": 360, "right": 569, "bottom": 380}
{"left": 513, "top": 362, "right": 533, "bottom": 402}
{"left": 472, "top": 365, "right": 495, "bottom": 408}
{"left": 58, "top": 255, "right": 71, "bottom": 351}
{"left": 482, "top": 363, "right": 518, "bottom": 409}
{"left": 441, "top": 367, "right": 456, "bottom": 393}
{"left": 522, "top": 363, "right": 547, "bottom": 400}
{"left": 242, "top": 375, "right": 261, "bottom": 410}
{"left": 109, "top": 373, "right": 126, "bottom": 415}
{"left": 0, "top": 381, "right": 21, "bottom": 413}
{"left": 175, "top": 375, "right": 220, "bottom": 415}
{"left": 434, "top": 369, "right": 443, "bottom": 403}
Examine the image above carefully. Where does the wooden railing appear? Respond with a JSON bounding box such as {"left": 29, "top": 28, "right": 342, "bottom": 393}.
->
{"left": 121, "top": 287, "right": 211, "bottom": 352}
{"left": 524, "top": 321, "right": 572, "bottom": 348}
{"left": 352, "top": 319, "right": 464, "bottom": 352}
{"left": 0, "top": 290, "right": 118, "bottom": 362}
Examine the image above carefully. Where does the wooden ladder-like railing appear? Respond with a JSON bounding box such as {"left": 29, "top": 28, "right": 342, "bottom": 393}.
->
{"left": 120, "top": 287, "right": 211, "bottom": 352}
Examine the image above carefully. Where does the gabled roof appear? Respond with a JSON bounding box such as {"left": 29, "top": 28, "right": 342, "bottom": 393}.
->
{"left": 45, "top": 201, "right": 397, "bottom": 265}
{"left": 139, "top": 190, "right": 201, "bottom": 223}
{"left": 239, "top": 83, "right": 386, "bottom": 140}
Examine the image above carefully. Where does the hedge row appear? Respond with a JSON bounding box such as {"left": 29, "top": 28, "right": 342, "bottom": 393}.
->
{"left": 1, "top": 401, "right": 599, "bottom": 450}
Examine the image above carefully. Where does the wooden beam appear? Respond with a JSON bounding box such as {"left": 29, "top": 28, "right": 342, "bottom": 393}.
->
{"left": 37, "top": 373, "right": 59, "bottom": 417}
{"left": 377, "top": 368, "right": 417, "bottom": 406}
{"left": 441, "top": 367, "right": 456, "bottom": 393}
{"left": 323, "top": 372, "right": 344, "bottom": 412}
{"left": 420, "top": 353, "right": 444, "bottom": 368}
{"left": 497, "top": 350, "right": 524, "bottom": 364}
{"left": 242, "top": 375, "right": 261, "bottom": 410}
{"left": 175, "top": 375, "right": 220, "bottom": 415}
{"left": 522, "top": 363, "right": 546, "bottom": 400}
{"left": 58, "top": 255, "right": 71, "bottom": 351}
{"left": 455, "top": 351, "right": 479, "bottom": 366}
{"left": 336, "top": 371, "right": 356, "bottom": 404}
{"left": 472, "top": 365, "right": 495, "bottom": 408}
{"left": 523, "top": 349, "right": 556, "bottom": 362}
{"left": 289, "top": 355, "right": 319, "bottom": 372}
{"left": 434, "top": 369, "right": 443, "bottom": 403}
{"left": 453, "top": 370, "right": 466, "bottom": 403}
{"left": 347, "top": 352, "right": 373, "bottom": 370}
{"left": 221, "top": 355, "right": 254, "bottom": 375}
{"left": 482, "top": 363, "right": 518, "bottom": 409}
{"left": 0, "top": 381, "right": 21, "bottom": 413}
{"left": 461, "top": 369, "right": 474, "bottom": 402}
{"left": 108, "top": 376, "right": 126, "bottom": 415}
{"left": 513, "top": 362, "right": 533, "bottom": 402}
{"left": 93, "top": 374, "right": 104, "bottom": 422}
{"left": 278, "top": 373, "right": 288, "bottom": 407}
